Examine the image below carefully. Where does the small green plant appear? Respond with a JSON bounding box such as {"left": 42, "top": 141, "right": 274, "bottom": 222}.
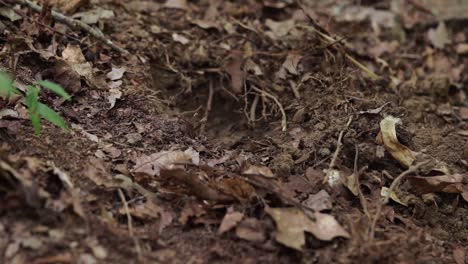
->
{"left": 0, "top": 72, "right": 70, "bottom": 135}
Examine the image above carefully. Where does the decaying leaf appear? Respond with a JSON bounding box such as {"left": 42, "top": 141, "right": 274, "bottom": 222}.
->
{"left": 381, "top": 187, "right": 408, "bottom": 206}
{"left": 107, "top": 88, "right": 122, "bottom": 109}
{"left": 408, "top": 173, "right": 465, "bottom": 195}
{"left": 266, "top": 207, "right": 349, "bottom": 250}
{"left": 343, "top": 173, "right": 359, "bottom": 196}
{"left": 428, "top": 21, "right": 450, "bottom": 49}
{"left": 303, "top": 190, "right": 332, "bottom": 212}
{"left": 241, "top": 164, "right": 275, "bottom": 178}
{"left": 281, "top": 53, "right": 302, "bottom": 75}
{"left": 235, "top": 218, "right": 266, "bottom": 242}
{"left": 133, "top": 150, "right": 193, "bottom": 177}
{"left": 164, "top": 0, "right": 188, "bottom": 10}
{"left": 61, "top": 44, "right": 93, "bottom": 81}
{"left": 106, "top": 66, "right": 126, "bottom": 81}
{"left": 265, "top": 19, "right": 295, "bottom": 39}
{"left": 73, "top": 8, "right": 115, "bottom": 24}
{"left": 378, "top": 116, "right": 415, "bottom": 167}
{"left": 218, "top": 209, "right": 244, "bottom": 234}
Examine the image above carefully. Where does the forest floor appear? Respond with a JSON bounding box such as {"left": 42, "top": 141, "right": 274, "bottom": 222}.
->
{"left": 0, "top": 0, "right": 467, "bottom": 263}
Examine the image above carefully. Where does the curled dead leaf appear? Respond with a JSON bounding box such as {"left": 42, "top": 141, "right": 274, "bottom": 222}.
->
{"left": 378, "top": 116, "right": 415, "bottom": 167}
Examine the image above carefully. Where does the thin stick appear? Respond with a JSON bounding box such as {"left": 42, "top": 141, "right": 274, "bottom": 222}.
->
{"left": 324, "top": 116, "right": 353, "bottom": 183}
{"left": 200, "top": 79, "right": 214, "bottom": 133}
{"left": 354, "top": 144, "right": 370, "bottom": 220}
{"left": 252, "top": 86, "right": 287, "bottom": 131}
{"left": 12, "top": 0, "right": 128, "bottom": 54}
{"left": 117, "top": 189, "right": 142, "bottom": 260}
{"left": 368, "top": 161, "right": 430, "bottom": 241}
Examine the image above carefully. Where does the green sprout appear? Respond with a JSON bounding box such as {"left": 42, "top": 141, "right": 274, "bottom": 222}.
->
{"left": 0, "top": 72, "right": 70, "bottom": 135}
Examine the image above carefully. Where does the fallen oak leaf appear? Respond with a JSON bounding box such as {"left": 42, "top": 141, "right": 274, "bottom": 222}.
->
{"left": 265, "top": 207, "right": 349, "bottom": 250}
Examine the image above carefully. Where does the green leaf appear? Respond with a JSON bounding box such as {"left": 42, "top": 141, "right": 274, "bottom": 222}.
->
{"left": 25, "top": 86, "right": 39, "bottom": 112}
{"left": 37, "top": 80, "right": 71, "bottom": 100}
{"left": 30, "top": 112, "right": 42, "bottom": 135}
{"left": 25, "top": 86, "right": 41, "bottom": 135}
{"left": 37, "top": 103, "right": 68, "bottom": 130}
{"left": 0, "top": 72, "right": 16, "bottom": 96}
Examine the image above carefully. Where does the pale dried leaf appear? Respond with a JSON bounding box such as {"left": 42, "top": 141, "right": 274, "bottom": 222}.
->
{"left": 428, "top": 22, "right": 450, "bottom": 49}
{"left": 107, "top": 88, "right": 122, "bottom": 109}
{"left": 379, "top": 116, "right": 415, "bottom": 167}
{"left": 106, "top": 67, "right": 126, "bottom": 81}
{"left": 381, "top": 187, "right": 407, "bottom": 206}
{"left": 266, "top": 207, "right": 349, "bottom": 250}
{"left": 133, "top": 151, "right": 193, "bottom": 176}
{"left": 164, "top": 0, "right": 188, "bottom": 10}
{"left": 242, "top": 164, "right": 275, "bottom": 178}
{"left": 218, "top": 210, "right": 244, "bottom": 234}
{"left": 303, "top": 190, "right": 332, "bottom": 211}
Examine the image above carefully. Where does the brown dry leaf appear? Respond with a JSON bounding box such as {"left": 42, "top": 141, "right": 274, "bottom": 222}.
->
{"left": 218, "top": 209, "right": 244, "bottom": 234}
{"left": 44, "top": 60, "right": 82, "bottom": 94}
{"left": 265, "top": 207, "right": 349, "bottom": 250}
{"left": 217, "top": 177, "right": 256, "bottom": 202}
{"left": 303, "top": 190, "right": 332, "bottom": 212}
{"left": 164, "top": 0, "right": 188, "bottom": 10}
{"left": 408, "top": 174, "right": 465, "bottom": 195}
{"left": 343, "top": 173, "right": 358, "bottom": 196}
{"left": 455, "top": 43, "right": 468, "bottom": 54}
{"left": 161, "top": 169, "right": 234, "bottom": 202}
{"left": 459, "top": 107, "right": 468, "bottom": 120}
{"left": 50, "top": 0, "right": 89, "bottom": 14}
{"left": 133, "top": 151, "right": 193, "bottom": 177}
{"left": 49, "top": 162, "right": 85, "bottom": 218}
{"left": 281, "top": 53, "right": 302, "bottom": 75}
{"left": 241, "top": 164, "right": 275, "bottom": 178}
{"left": 107, "top": 88, "right": 122, "bottom": 109}
{"left": 178, "top": 200, "right": 206, "bottom": 225}
{"left": 381, "top": 187, "right": 408, "bottom": 206}
{"left": 62, "top": 44, "right": 93, "bottom": 81}
{"left": 235, "top": 218, "right": 266, "bottom": 242}
{"left": 265, "top": 19, "right": 295, "bottom": 39}
{"left": 378, "top": 116, "right": 415, "bottom": 168}
{"left": 428, "top": 22, "right": 450, "bottom": 49}
{"left": 453, "top": 246, "right": 465, "bottom": 264}
{"left": 73, "top": 8, "right": 115, "bottom": 25}
{"left": 226, "top": 55, "right": 244, "bottom": 94}
{"left": 106, "top": 66, "right": 126, "bottom": 81}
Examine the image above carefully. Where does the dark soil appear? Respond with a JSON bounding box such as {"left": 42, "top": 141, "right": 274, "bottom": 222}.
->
{"left": 0, "top": 0, "right": 467, "bottom": 263}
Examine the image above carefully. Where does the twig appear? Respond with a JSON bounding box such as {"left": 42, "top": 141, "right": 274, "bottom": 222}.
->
{"left": 324, "top": 116, "right": 353, "bottom": 183}
{"left": 251, "top": 86, "right": 287, "bottom": 131}
{"left": 354, "top": 144, "right": 370, "bottom": 220}
{"left": 117, "top": 189, "right": 143, "bottom": 261}
{"left": 249, "top": 93, "right": 259, "bottom": 124}
{"left": 199, "top": 79, "right": 214, "bottom": 133}
{"left": 368, "top": 161, "right": 430, "bottom": 241}
{"left": 11, "top": 0, "right": 128, "bottom": 54}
